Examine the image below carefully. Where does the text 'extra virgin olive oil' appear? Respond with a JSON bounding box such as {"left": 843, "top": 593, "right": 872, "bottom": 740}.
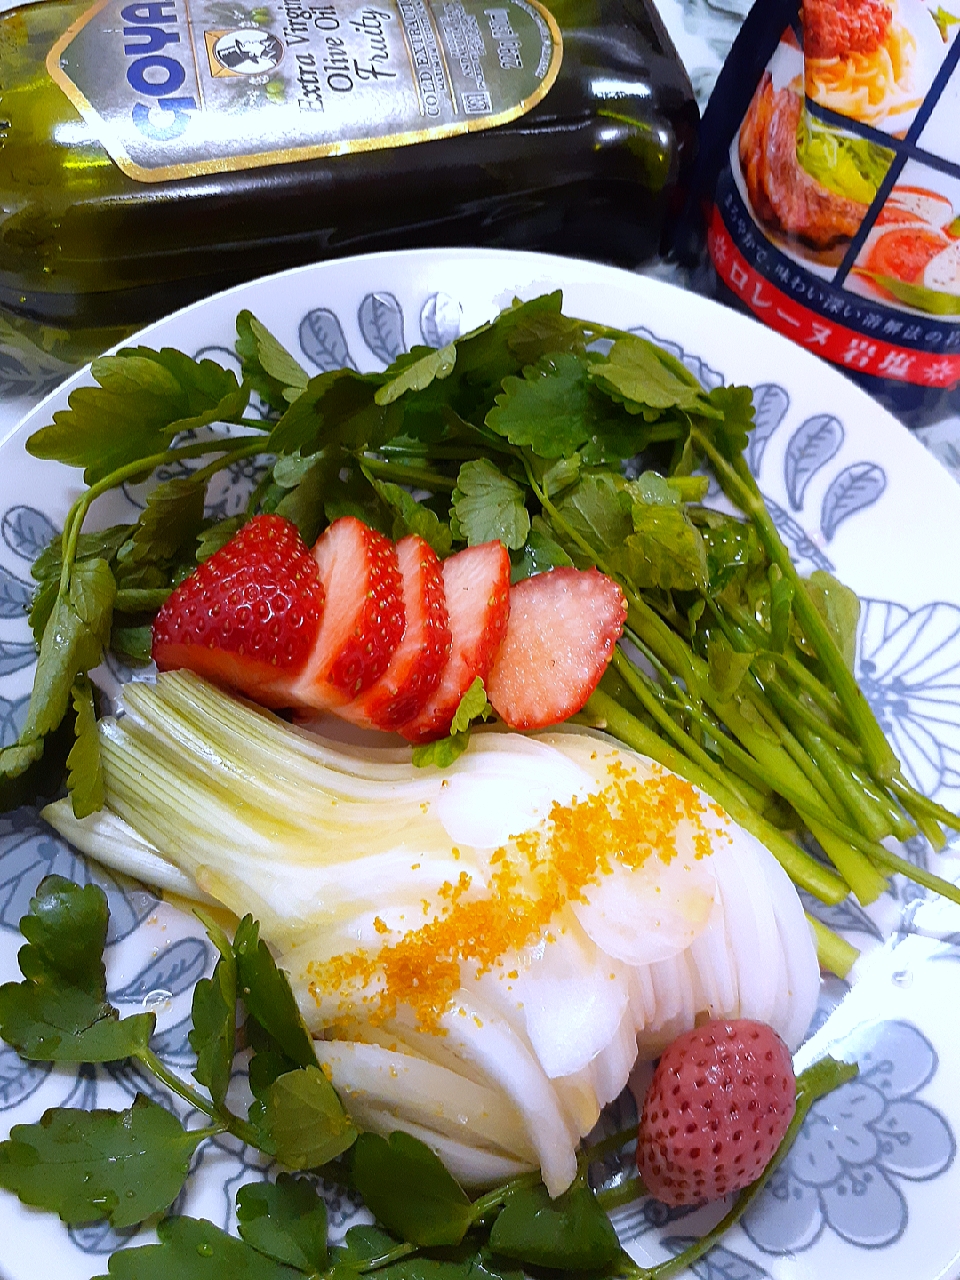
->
{"left": 0, "top": 0, "right": 698, "bottom": 331}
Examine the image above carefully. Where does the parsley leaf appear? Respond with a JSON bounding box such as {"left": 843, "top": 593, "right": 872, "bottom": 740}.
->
{"left": 93, "top": 1215, "right": 303, "bottom": 1279}
{"left": 695, "top": 384, "right": 756, "bottom": 462}
{"left": 802, "top": 571, "right": 860, "bottom": 671}
{"left": 327, "top": 1224, "right": 400, "bottom": 1278}
{"left": 237, "top": 1174, "right": 329, "bottom": 1271}
{"left": 197, "top": 515, "right": 247, "bottom": 562}
{"left": 269, "top": 369, "right": 394, "bottom": 456}
{"left": 512, "top": 526, "right": 574, "bottom": 582}
{"left": 587, "top": 335, "right": 713, "bottom": 420}
{"left": 452, "top": 459, "right": 530, "bottom": 549}
{"left": 0, "top": 1096, "right": 202, "bottom": 1228}
{"left": 27, "top": 349, "right": 248, "bottom": 484}
{"left": 190, "top": 913, "right": 238, "bottom": 1109}
{"left": 0, "top": 877, "right": 154, "bottom": 1062}
{"left": 485, "top": 353, "right": 599, "bottom": 459}
{"left": 233, "top": 916, "right": 316, "bottom": 1069}
{"left": 19, "top": 556, "right": 116, "bottom": 747}
{"left": 252, "top": 1066, "right": 357, "bottom": 1170}
{"left": 552, "top": 473, "right": 631, "bottom": 566}
{"left": 65, "top": 675, "right": 105, "bottom": 818}
{"left": 352, "top": 1131, "right": 473, "bottom": 1247}
{"left": 377, "top": 344, "right": 457, "bottom": 405}
{"left": 412, "top": 679, "right": 492, "bottom": 768}
{"left": 245, "top": 1014, "right": 301, "bottom": 1101}
{"left": 616, "top": 487, "right": 708, "bottom": 592}
{"left": 114, "top": 475, "right": 207, "bottom": 583}
{"left": 237, "top": 310, "right": 309, "bottom": 411}
{"left": 488, "top": 1176, "right": 621, "bottom": 1270}
{"left": 365, "top": 474, "right": 454, "bottom": 558}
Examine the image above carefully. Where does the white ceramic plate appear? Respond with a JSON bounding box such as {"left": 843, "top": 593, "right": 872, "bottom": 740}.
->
{"left": 2, "top": 247, "right": 960, "bottom": 1280}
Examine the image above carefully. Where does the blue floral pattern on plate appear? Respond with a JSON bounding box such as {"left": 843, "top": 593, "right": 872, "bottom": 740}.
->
{"left": 1, "top": 253, "right": 960, "bottom": 1280}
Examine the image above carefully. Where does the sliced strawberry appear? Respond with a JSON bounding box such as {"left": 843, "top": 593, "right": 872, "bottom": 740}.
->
{"left": 399, "top": 541, "right": 511, "bottom": 743}
{"left": 151, "top": 514, "right": 325, "bottom": 708}
{"left": 485, "top": 567, "right": 626, "bottom": 731}
{"left": 291, "top": 515, "right": 405, "bottom": 711}
{"left": 337, "top": 535, "right": 452, "bottom": 731}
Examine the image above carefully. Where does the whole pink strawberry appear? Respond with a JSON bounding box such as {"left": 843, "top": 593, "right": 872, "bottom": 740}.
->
{"left": 637, "top": 1019, "right": 796, "bottom": 1206}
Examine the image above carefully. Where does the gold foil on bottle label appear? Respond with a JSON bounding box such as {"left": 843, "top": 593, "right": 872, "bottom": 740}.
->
{"left": 47, "top": 0, "right": 562, "bottom": 181}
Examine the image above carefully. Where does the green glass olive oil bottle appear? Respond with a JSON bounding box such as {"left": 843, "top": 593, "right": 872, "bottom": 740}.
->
{"left": 0, "top": 0, "right": 698, "bottom": 332}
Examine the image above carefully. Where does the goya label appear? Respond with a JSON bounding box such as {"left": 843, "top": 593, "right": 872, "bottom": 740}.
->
{"left": 696, "top": 0, "right": 960, "bottom": 393}
{"left": 47, "top": 0, "right": 561, "bottom": 181}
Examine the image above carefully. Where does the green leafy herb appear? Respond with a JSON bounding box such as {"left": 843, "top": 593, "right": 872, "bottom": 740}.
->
{"left": 237, "top": 1175, "right": 330, "bottom": 1271}
{"left": 587, "top": 335, "right": 712, "bottom": 420}
{"left": 1, "top": 555, "right": 116, "bottom": 787}
{"left": 115, "top": 474, "right": 206, "bottom": 579}
{"left": 0, "top": 877, "right": 153, "bottom": 1062}
{"left": 452, "top": 458, "right": 530, "bottom": 549}
{"left": 94, "top": 1215, "right": 303, "bottom": 1279}
{"left": 489, "top": 1176, "right": 621, "bottom": 1270}
{"left": 233, "top": 915, "right": 316, "bottom": 1067}
{"left": 365, "top": 473, "right": 454, "bottom": 557}
{"left": 412, "top": 679, "right": 492, "bottom": 768}
{"left": 252, "top": 1066, "right": 358, "bottom": 1169}
{"left": 190, "top": 912, "right": 238, "bottom": 1109}
{"left": 352, "top": 1132, "right": 473, "bottom": 1247}
{"left": 65, "top": 675, "right": 105, "bottom": 818}
{"left": 237, "top": 309, "right": 310, "bottom": 410}
{"left": 377, "top": 344, "right": 457, "bottom": 405}
{"left": 27, "top": 348, "right": 248, "bottom": 484}
{"left": 0, "top": 1096, "right": 203, "bottom": 1228}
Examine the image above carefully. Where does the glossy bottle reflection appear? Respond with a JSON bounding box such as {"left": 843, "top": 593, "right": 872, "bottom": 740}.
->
{"left": 0, "top": 0, "right": 698, "bottom": 331}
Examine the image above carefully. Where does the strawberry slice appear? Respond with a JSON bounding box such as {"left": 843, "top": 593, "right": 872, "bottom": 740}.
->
{"left": 399, "top": 541, "right": 511, "bottom": 743}
{"left": 485, "top": 567, "right": 626, "bottom": 731}
{"left": 337, "top": 535, "right": 452, "bottom": 732}
{"left": 151, "top": 514, "right": 325, "bottom": 708}
{"left": 291, "top": 515, "right": 405, "bottom": 711}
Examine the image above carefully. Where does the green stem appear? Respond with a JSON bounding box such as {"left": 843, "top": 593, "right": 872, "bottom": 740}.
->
{"left": 742, "top": 678, "right": 844, "bottom": 817}
{"left": 58, "top": 436, "right": 264, "bottom": 597}
{"left": 699, "top": 686, "right": 842, "bottom": 831}
{"left": 755, "top": 666, "right": 862, "bottom": 763}
{"left": 582, "top": 691, "right": 847, "bottom": 905}
{"left": 693, "top": 432, "right": 898, "bottom": 782}
{"left": 806, "top": 913, "right": 859, "bottom": 978}
{"left": 863, "top": 843, "right": 960, "bottom": 907}
{"left": 137, "top": 1046, "right": 262, "bottom": 1148}
{"left": 581, "top": 1124, "right": 637, "bottom": 1167}
{"left": 469, "top": 1171, "right": 542, "bottom": 1221}
{"left": 114, "top": 588, "right": 174, "bottom": 613}
{"left": 619, "top": 1059, "right": 859, "bottom": 1280}
{"left": 612, "top": 649, "right": 765, "bottom": 812}
{"left": 890, "top": 778, "right": 960, "bottom": 833}
{"left": 354, "top": 1244, "right": 420, "bottom": 1274}
{"left": 360, "top": 456, "right": 457, "bottom": 492}
{"left": 790, "top": 722, "right": 892, "bottom": 844}
{"left": 596, "top": 1177, "right": 646, "bottom": 1212}
{"left": 524, "top": 459, "right": 700, "bottom": 694}
{"left": 805, "top": 818, "right": 888, "bottom": 907}
{"left": 852, "top": 773, "right": 917, "bottom": 843}
{"left": 719, "top": 601, "right": 847, "bottom": 723}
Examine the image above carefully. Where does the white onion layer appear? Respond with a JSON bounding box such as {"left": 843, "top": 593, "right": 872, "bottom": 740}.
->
{"left": 41, "top": 671, "right": 821, "bottom": 1197}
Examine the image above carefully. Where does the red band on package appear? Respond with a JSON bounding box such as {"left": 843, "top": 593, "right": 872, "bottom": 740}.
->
{"left": 708, "top": 207, "right": 960, "bottom": 390}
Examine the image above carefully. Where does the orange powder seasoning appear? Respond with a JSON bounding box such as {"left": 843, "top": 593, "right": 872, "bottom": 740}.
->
{"left": 307, "top": 763, "right": 714, "bottom": 1031}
